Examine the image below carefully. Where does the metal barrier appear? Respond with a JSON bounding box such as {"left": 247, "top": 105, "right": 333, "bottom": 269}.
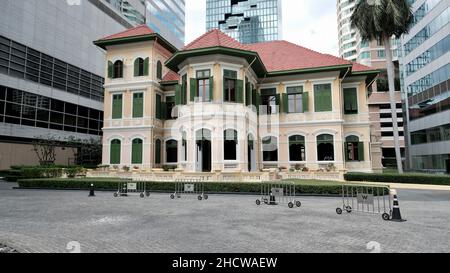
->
{"left": 113, "top": 182, "right": 150, "bottom": 198}
{"left": 170, "top": 180, "right": 209, "bottom": 201}
{"left": 256, "top": 183, "right": 302, "bottom": 209}
{"left": 336, "top": 184, "right": 392, "bottom": 220}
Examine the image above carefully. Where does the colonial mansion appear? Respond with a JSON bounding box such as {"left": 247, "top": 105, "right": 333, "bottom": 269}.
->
{"left": 93, "top": 25, "right": 382, "bottom": 180}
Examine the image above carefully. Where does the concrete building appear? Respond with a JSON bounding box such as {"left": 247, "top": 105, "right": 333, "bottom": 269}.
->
{"left": 336, "top": 0, "right": 400, "bottom": 66}
{"left": 0, "top": 0, "right": 186, "bottom": 170}
{"left": 206, "top": 0, "right": 282, "bottom": 44}
{"left": 401, "top": 0, "right": 450, "bottom": 172}
{"left": 0, "top": 0, "right": 140, "bottom": 169}
{"left": 336, "top": 0, "right": 406, "bottom": 169}
{"left": 92, "top": 25, "right": 383, "bottom": 182}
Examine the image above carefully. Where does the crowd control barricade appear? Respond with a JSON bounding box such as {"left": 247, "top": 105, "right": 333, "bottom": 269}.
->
{"left": 336, "top": 184, "right": 392, "bottom": 220}
{"left": 170, "top": 179, "right": 208, "bottom": 201}
{"left": 256, "top": 182, "right": 302, "bottom": 209}
{"left": 113, "top": 182, "right": 150, "bottom": 198}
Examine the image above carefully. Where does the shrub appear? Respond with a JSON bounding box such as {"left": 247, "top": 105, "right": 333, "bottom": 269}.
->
{"left": 345, "top": 172, "right": 450, "bottom": 185}
{"left": 66, "top": 167, "right": 86, "bottom": 178}
{"left": 17, "top": 179, "right": 345, "bottom": 195}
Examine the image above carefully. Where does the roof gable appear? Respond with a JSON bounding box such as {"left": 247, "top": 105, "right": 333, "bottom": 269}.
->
{"left": 98, "top": 25, "right": 155, "bottom": 41}
{"left": 183, "top": 29, "right": 251, "bottom": 51}
{"left": 94, "top": 25, "right": 178, "bottom": 53}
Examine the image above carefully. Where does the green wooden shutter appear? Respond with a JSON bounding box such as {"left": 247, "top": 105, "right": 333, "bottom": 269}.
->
{"left": 175, "top": 84, "right": 182, "bottom": 105}
{"left": 161, "top": 101, "right": 167, "bottom": 120}
{"left": 132, "top": 140, "right": 143, "bottom": 164}
{"left": 134, "top": 59, "right": 139, "bottom": 77}
{"left": 252, "top": 89, "right": 257, "bottom": 107}
{"left": 190, "top": 78, "right": 197, "bottom": 102}
{"left": 314, "top": 89, "right": 322, "bottom": 112}
{"left": 302, "top": 92, "right": 309, "bottom": 112}
{"left": 108, "top": 61, "right": 113, "bottom": 78}
{"left": 223, "top": 78, "right": 227, "bottom": 101}
{"left": 282, "top": 93, "right": 289, "bottom": 113}
{"left": 358, "top": 142, "right": 365, "bottom": 161}
{"left": 110, "top": 140, "right": 121, "bottom": 164}
{"left": 344, "top": 88, "right": 358, "bottom": 114}
{"left": 144, "top": 57, "right": 149, "bottom": 76}
{"left": 209, "top": 77, "right": 214, "bottom": 102}
{"left": 315, "top": 87, "right": 332, "bottom": 112}
{"left": 344, "top": 142, "right": 349, "bottom": 162}
{"left": 133, "top": 93, "right": 143, "bottom": 118}
{"left": 155, "top": 140, "right": 161, "bottom": 164}
{"left": 323, "top": 89, "right": 332, "bottom": 111}
{"left": 236, "top": 79, "right": 244, "bottom": 103}
{"left": 155, "top": 94, "right": 161, "bottom": 119}
{"left": 256, "top": 93, "right": 261, "bottom": 114}
{"left": 112, "top": 94, "right": 122, "bottom": 119}
{"left": 275, "top": 94, "right": 280, "bottom": 113}
{"left": 245, "top": 83, "right": 251, "bottom": 106}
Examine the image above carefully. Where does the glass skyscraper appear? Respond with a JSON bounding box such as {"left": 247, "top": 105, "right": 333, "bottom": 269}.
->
{"left": 400, "top": 0, "right": 450, "bottom": 172}
{"left": 145, "top": 0, "right": 185, "bottom": 48}
{"left": 206, "top": 0, "right": 282, "bottom": 44}
{"left": 105, "top": 0, "right": 186, "bottom": 48}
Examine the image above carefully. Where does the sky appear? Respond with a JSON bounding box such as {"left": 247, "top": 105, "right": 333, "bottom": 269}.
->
{"left": 185, "top": 0, "right": 339, "bottom": 56}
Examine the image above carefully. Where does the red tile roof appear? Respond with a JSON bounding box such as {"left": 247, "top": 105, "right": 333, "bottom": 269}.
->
{"left": 162, "top": 70, "right": 180, "bottom": 82}
{"left": 98, "top": 27, "right": 376, "bottom": 76}
{"left": 183, "top": 29, "right": 251, "bottom": 51}
{"left": 97, "top": 25, "right": 155, "bottom": 41}
{"left": 248, "top": 40, "right": 350, "bottom": 72}
{"left": 351, "top": 62, "right": 376, "bottom": 72}
{"left": 181, "top": 30, "right": 376, "bottom": 74}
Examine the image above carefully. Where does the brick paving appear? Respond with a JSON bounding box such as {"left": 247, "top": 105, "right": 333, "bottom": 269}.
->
{"left": 0, "top": 181, "right": 449, "bottom": 253}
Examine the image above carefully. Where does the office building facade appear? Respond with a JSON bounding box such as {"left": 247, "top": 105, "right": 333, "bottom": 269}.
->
{"left": 105, "top": 0, "right": 185, "bottom": 48}
{"left": 401, "top": 0, "right": 450, "bottom": 172}
{"left": 0, "top": 0, "right": 145, "bottom": 169}
{"left": 336, "top": 0, "right": 405, "bottom": 168}
{"left": 206, "top": 0, "right": 282, "bottom": 44}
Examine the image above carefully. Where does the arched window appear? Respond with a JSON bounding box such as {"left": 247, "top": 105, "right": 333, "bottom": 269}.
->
{"left": 262, "top": 136, "right": 278, "bottom": 162}
{"left": 155, "top": 139, "right": 161, "bottom": 165}
{"left": 289, "top": 135, "right": 306, "bottom": 161}
{"left": 345, "top": 135, "right": 364, "bottom": 161}
{"left": 317, "top": 134, "right": 334, "bottom": 161}
{"left": 156, "top": 60, "right": 162, "bottom": 80}
{"left": 166, "top": 140, "right": 178, "bottom": 163}
{"left": 131, "top": 138, "right": 143, "bottom": 164}
{"left": 224, "top": 129, "right": 238, "bottom": 160}
{"left": 110, "top": 139, "right": 121, "bottom": 164}
{"left": 113, "top": 60, "right": 123, "bottom": 79}
{"left": 134, "top": 58, "right": 144, "bottom": 77}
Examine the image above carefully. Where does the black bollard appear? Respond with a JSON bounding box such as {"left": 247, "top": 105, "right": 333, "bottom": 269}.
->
{"left": 269, "top": 193, "right": 277, "bottom": 205}
{"left": 89, "top": 183, "right": 95, "bottom": 197}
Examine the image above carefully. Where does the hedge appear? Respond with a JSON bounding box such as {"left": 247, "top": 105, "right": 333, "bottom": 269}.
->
{"left": 345, "top": 172, "right": 450, "bottom": 185}
{"left": 1, "top": 166, "right": 86, "bottom": 182}
{"left": 17, "top": 179, "right": 348, "bottom": 195}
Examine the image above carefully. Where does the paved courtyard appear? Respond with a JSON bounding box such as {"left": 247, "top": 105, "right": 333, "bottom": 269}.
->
{"left": 0, "top": 181, "right": 449, "bottom": 253}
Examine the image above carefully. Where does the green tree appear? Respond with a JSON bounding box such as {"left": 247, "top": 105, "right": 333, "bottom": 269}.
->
{"left": 351, "top": 0, "right": 413, "bottom": 173}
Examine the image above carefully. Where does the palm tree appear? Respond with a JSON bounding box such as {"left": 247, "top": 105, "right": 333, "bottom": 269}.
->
{"left": 351, "top": 0, "right": 413, "bottom": 174}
